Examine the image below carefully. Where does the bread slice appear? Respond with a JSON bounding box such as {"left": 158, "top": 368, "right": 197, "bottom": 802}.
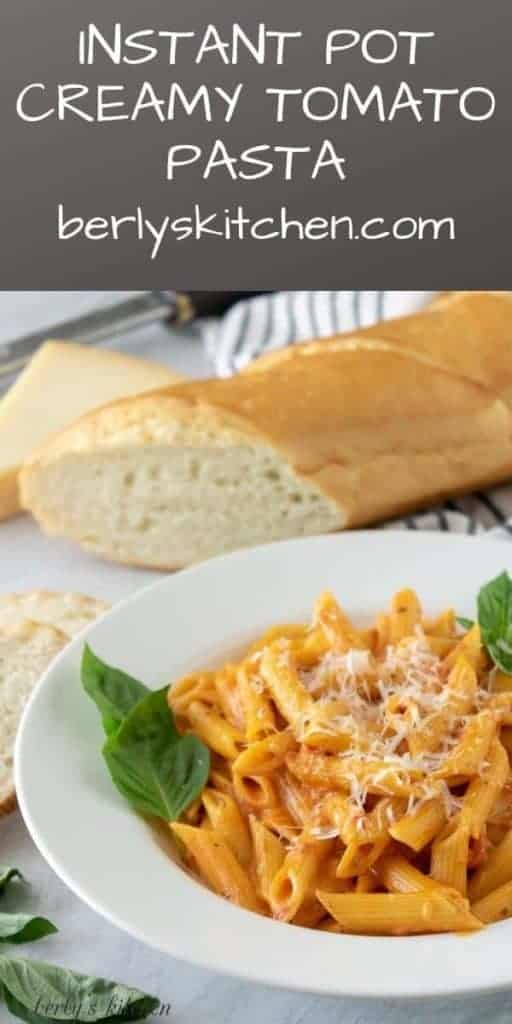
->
{"left": 0, "top": 591, "right": 109, "bottom": 638}
{"left": 19, "top": 292, "right": 512, "bottom": 570}
{"left": 0, "top": 621, "right": 67, "bottom": 815}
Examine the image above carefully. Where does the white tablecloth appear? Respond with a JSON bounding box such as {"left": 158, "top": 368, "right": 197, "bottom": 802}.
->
{"left": 1, "top": 293, "right": 512, "bottom": 1023}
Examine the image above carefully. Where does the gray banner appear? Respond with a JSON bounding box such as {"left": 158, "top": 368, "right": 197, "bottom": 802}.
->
{"left": 1, "top": 0, "right": 510, "bottom": 288}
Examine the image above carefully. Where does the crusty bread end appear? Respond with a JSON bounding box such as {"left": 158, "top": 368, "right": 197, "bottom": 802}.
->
{"left": 0, "top": 621, "right": 68, "bottom": 816}
{"left": 20, "top": 395, "right": 343, "bottom": 570}
{"left": 0, "top": 592, "right": 110, "bottom": 815}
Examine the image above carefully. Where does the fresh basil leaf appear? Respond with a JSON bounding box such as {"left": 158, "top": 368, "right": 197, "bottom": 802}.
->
{"left": 101, "top": 716, "right": 121, "bottom": 739}
{"left": 103, "top": 688, "right": 210, "bottom": 821}
{"left": 0, "top": 868, "right": 22, "bottom": 894}
{"left": 1, "top": 989, "right": 49, "bottom": 1024}
{"left": 81, "top": 646, "right": 148, "bottom": 735}
{"left": 0, "top": 915, "right": 56, "bottom": 944}
{"left": 477, "top": 571, "right": 512, "bottom": 674}
{"left": 0, "top": 956, "right": 159, "bottom": 1022}
{"left": 456, "top": 616, "right": 474, "bottom": 631}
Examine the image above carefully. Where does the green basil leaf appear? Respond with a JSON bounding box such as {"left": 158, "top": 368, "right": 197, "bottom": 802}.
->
{"left": 456, "top": 616, "right": 474, "bottom": 631}
{"left": 0, "top": 915, "right": 56, "bottom": 944}
{"left": 103, "top": 688, "right": 210, "bottom": 821}
{"left": 477, "top": 571, "right": 512, "bottom": 674}
{"left": 0, "top": 956, "right": 159, "bottom": 1022}
{"left": 100, "top": 716, "right": 121, "bottom": 739}
{"left": 0, "top": 868, "right": 22, "bottom": 894}
{"left": 81, "top": 646, "right": 148, "bottom": 735}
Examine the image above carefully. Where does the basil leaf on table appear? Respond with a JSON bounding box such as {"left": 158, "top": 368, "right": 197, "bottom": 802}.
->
{"left": 81, "top": 647, "right": 148, "bottom": 735}
{"left": 0, "top": 956, "right": 159, "bottom": 1022}
{"left": 0, "top": 868, "right": 22, "bottom": 894}
{"left": 103, "top": 688, "right": 210, "bottom": 820}
{"left": 456, "top": 616, "right": 474, "bottom": 631}
{"left": 0, "top": 915, "right": 56, "bottom": 945}
{"left": 477, "top": 570, "right": 512, "bottom": 674}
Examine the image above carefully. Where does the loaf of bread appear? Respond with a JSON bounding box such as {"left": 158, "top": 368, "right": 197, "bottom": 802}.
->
{"left": 20, "top": 292, "right": 512, "bottom": 570}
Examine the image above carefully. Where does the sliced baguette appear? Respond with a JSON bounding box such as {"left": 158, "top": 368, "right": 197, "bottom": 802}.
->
{"left": 0, "top": 591, "right": 109, "bottom": 638}
{"left": 20, "top": 396, "right": 343, "bottom": 569}
{"left": 0, "top": 621, "right": 67, "bottom": 815}
{"left": 19, "top": 292, "right": 512, "bottom": 570}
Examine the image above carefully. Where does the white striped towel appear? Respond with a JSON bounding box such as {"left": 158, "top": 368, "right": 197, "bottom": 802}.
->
{"left": 202, "top": 291, "right": 435, "bottom": 376}
{"left": 201, "top": 290, "right": 512, "bottom": 538}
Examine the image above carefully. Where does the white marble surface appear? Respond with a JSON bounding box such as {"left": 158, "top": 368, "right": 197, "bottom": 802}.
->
{"left": 1, "top": 293, "right": 512, "bottom": 1022}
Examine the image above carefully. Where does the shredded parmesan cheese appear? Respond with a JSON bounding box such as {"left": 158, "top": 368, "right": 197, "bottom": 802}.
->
{"left": 281, "top": 629, "right": 496, "bottom": 819}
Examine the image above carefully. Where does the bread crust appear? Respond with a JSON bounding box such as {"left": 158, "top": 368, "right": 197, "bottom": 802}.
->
{"left": 244, "top": 292, "right": 512, "bottom": 395}
{"left": 20, "top": 292, "right": 512, "bottom": 558}
{"left": 0, "top": 590, "right": 109, "bottom": 637}
{"left": 0, "top": 468, "right": 22, "bottom": 523}
{"left": 0, "top": 791, "right": 18, "bottom": 818}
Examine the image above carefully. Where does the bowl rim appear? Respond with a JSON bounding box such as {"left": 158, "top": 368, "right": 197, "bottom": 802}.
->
{"left": 14, "top": 531, "right": 512, "bottom": 1000}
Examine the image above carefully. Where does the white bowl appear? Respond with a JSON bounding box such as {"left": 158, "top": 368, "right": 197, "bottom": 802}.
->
{"left": 14, "top": 532, "right": 512, "bottom": 999}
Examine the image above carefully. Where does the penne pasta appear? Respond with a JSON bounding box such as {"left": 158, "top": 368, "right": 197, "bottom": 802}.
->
{"left": 269, "top": 840, "right": 332, "bottom": 922}
{"left": 389, "top": 798, "right": 447, "bottom": 852}
{"left": 313, "top": 591, "right": 366, "bottom": 652}
{"left": 316, "top": 890, "right": 481, "bottom": 935}
{"left": 444, "top": 655, "right": 478, "bottom": 716}
{"left": 336, "top": 837, "right": 390, "bottom": 880}
{"left": 471, "top": 880, "right": 512, "bottom": 924}
{"left": 490, "top": 671, "right": 512, "bottom": 696}
{"left": 164, "top": 584, "right": 512, "bottom": 936}
{"left": 423, "top": 609, "right": 456, "bottom": 637}
{"left": 171, "top": 823, "right": 261, "bottom": 912}
{"left": 424, "top": 635, "right": 459, "bottom": 658}
{"left": 277, "top": 770, "right": 316, "bottom": 826}
{"left": 169, "top": 672, "right": 218, "bottom": 714}
{"left": 249, "top": 816, "right": 286, "bottom": 903}
{"left": 300, "top": 700, "right": 356, "bottom": 754}
{"left": 468, "top": 828, "right": 512, "bottom": 902}
{"left": 374, "top": 613, "right": 390, "bottom": 654}
{"left": 443, "top": 623, "right": 486, "bottom": 673}
{"left": 201, "top": 788, "right": 252, "bottom": 867}
{"left": 291, "top": 899, "right": 329, "bottom": 928}
{"left": 209, "top": 767, "right": 235, "bottom": 797}
{"left": 430, "top": 822, "right": 470, "bottom": 895}
{"left": 389, "top": 589, "right": 422, "bottom": 643}
{"left": 233, "top": 772, "right": 279, "bottom": 812}
{"left": 377, "top": 853, "right": 442, "bottom": 895}
{"left": 214, "top": 666, "right": 246, "bottom": 730}
{"left": 294, "top": 628, "right": 331, "bottom": 668}
{"left": 461, "top": 738, "right": 509, "bottom": 840}
{"left": 237, "top": 662, "right": 276, "bottom": 742}
{"left": 316, "top": 853, "right": 354, "bottom": 894}
{"left": 186, "top": 700, "right": 244, "bottom": 760}
{"left": 355, "top": 872, "right": 380, "bottom": 893}
{"left": 247, "top": 623, "right": 307, "bottom": 656}
{"left": 261, "top": 805, "right": 302, "bottom": 842}
{"left": 259, "top": 645, "right": 314, "bottom": 726}
{"left": 433, "top": 711, "right": 496, "bottom": 780}
{"left": 233, "top": 731, "right": 295, "bottom": 776}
